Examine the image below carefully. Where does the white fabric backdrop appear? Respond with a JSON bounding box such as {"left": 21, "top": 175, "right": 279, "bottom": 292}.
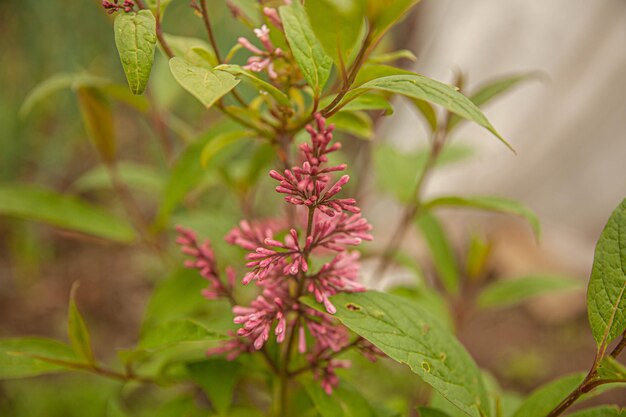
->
{"left": 378, "top": 0, "right": 626, "bottom": 279}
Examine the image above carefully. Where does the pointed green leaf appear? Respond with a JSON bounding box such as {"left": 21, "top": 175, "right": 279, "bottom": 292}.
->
{"left": 417, "top": 407, "right": 454, "bottom": 417}
{"left": 369, "top": 49, "right": 418, "bottom": 64}
{"left": 76, "top": 86, "right": 116, "bottom": 163}
{"left": 587, "top": 198, "right": 626, "bottom": 347}
{"left": 417, "top": 213, "right": 460, "bottom": 294}
{"left": 305, "top": 0, "right": 365, "bottom": 71}
{"left": 366, "top": 0, "right": 422, "bottom": 43}
{"left": 216, "top": 64, "right": 290, "bottom": 106}
{"left": 511, "top": 373, "right": 584, "bottom": 417}
{"left": 168, "top": 57, "right": 239, "bottom": 108}
{"left": 354, "top": 64, "right": 414, "bottom": 86}
{"left": 597, "top": 356, "right": 626, "bottom": 380}
{"left": 143, "top": 269, "right": 207, "bottom": 327}
{"left": 162, "top": 34, "right": 216, "bottom": 67}
{"left": 0, "top": 338, "right": 80, "bottom": 379}
{"left": 566, "top": 406, "right": 623, "bottom": 417}
{"left": 465, "top": 233, "right": 491, "bottom": 280}
{"left": 304, "top": 380, "right": 377, "bottom": 417}
{"left": 20, "top": 73, "right": 110, "bottom": 117}
{"left": 139, "top": 319, "right": 226, "bottom": 351}
{"left": 0, "top": 184, "right": 135, "bottom": 242}
{"left": 200, "top": 130, "right": 251, "bottom": 167}
{"left": 357, "top": 75, "right": 514, "bottom": 151}
{"left": 279, "top": 2, "right": 332, "bottom": 95}
{"left": 409, "top": 98, "right": 438, "bottom": 132}
{"left": 68, "top": 283, "right": 95, "bottom": 364}
{"left": 477, "top": 275, "right": 583, "bottom": 309}
{"left": 329, "top": 111, "right": 373, "bottom": 139}
{"left": 321, "top": 93, "right": 393, "bottom": 115}
{"left": 424, "top": 195, "right": 540, "bottom": 238}
{"left": 187, "top": 359, "right": 241, "bottom": 415}
{"left": 72, "top": 162, "right": 164, "bottom": 194}
{"left": 154, "top": 121, "right": 243, "bottom": 228}
{"left": 449, "top": 73, "right": 540, "bottom": 131}
{"left": 374, "top": 144, "right": 473, "bottom": 203}
{"left": 302, "top": 291, "right": 491, "bottom": 417}
{"left": 145, "top": 0, "right": 173, "bottom": 15}
{"left": 114, "top": 10, "right": 157, "bottom": 95}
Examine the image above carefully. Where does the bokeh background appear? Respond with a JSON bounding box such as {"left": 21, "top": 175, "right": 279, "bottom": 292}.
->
{"left": 1, "top": 0, "right": 625, "bottom": 415}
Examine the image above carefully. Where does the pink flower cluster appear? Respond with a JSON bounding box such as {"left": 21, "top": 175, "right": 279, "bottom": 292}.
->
{"left": 102, "top": 0, "right": 134, "bottom": 13}
{"left": 177, "top": 114, "right": 378, "bottom": 394}
{"left": 238, "top": 25, "right": 283, "bottom": 79}
{"left": 176, "top": 226, "right": 234, "bottom": 301}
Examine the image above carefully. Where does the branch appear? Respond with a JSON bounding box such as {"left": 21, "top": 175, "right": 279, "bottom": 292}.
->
{"left": 372, "top": 110, "right": 452, "bottom": 279}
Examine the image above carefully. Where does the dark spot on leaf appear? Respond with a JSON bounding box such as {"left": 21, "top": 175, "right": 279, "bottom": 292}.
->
{"left": 346, "top": 303, "right": 361, "bottom": 311}
{"left": 421, "top": 361, "right": 431, "bottom": 372}
{"left": 439, "top": 352, "right": 446, "bottom": 361}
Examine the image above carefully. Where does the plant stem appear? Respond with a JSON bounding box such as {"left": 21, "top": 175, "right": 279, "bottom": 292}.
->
{"left": 198, "top": 0, "right": 222, "bottom": 63}
{"left": 277, "top": 207, "right": 316, "bottom": 416}
{"left": 25, "top": 354, "right": 159, "bottom": 385}
{"left": 372, "top": 115, "right": 450, "bottom": 279}
{"left": 105, "top": 161, "right": 169, "bottom": 260}
{"left": 546, "top": 337, "right": 626, "bottom": 417}
{"left": 609, "top": 331, "right": 626, "bottom": 358}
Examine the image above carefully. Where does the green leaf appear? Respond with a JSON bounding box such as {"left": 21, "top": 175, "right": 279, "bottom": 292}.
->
{"left": 597, "top": 356, "right": 626, "bottom": 380}
{"left": 329, "top": 111, "right": 373, "bottom": 139}
{"left": 305, "top": 0, "right": 365, "bottom": 71}
{"left": 143, "top": 269, "right": 207, "bottom": 326}
{"left": 187, "top": 359, "right": 241, "bottom": 415}
{"left": 0, "top": 184, "right": 135, "bottom": 243}
{"left": 279, "top": 2, "right": 332, "bottom": 95}
{"left": 162, "top": 34, "right": 217, "bottom": 67}
{"left": 154, "top": 121, "right": 243, "bottom": 228}
{"left": 409, "top": 98, "right": 438, "bottom": 132}
{"left": 366, "top": 0, "right": 422, "bottom": 43}
{"left": 424, "top": 196, "right": 540, "bottom": 238}
{"left": 357, "top": 75, "right": 514, "bottom": 151}
{"left": 101, "top": 83, "right": 151, "bottom": 112}
{"left": 417, "top": 407, "right": 454, "bottom": 417}
{"left": 76, "top": 87, "right": 116, "bottom": 163}
{"left": 449, "top": 73, "right": 540, "bottom": 131}
{"left": 200, "top": 130, "right": 251, "bottom": 167}
{"left": 321, "top": 93, "right": 393, "bottom": 115}
{"left": 566, "top": 406, "right": 623, "bottom": 417}
{"left": 511, "top": 373, "right": 584, "bottom": 417}
{"left": 353, "top": 64, "right": 414, "bottom": 86}
{"left": 304, "top": 380, "right": 377, "bottom": 417}
{"left": 390, "top": 286, "right": 454, "bottom": 331}
{"left": 0, "top": 338, "right": 80, "bottom": 379}
{"left": 114, "top": 10, "right": 157, "bottom": 95}
{"left": 72, "top": 162, "right": 164, "bottom": 194}
{"left": 587, "top": 198, "right": 626, "bottom": 347}
{"left": 20, "top": 73, "right": 111, "bottom": 117}
{"left": 477, "top": 275, "right": 583, "bottom": 309}
{"left": 374, "top": 143, "right": 474, "bottom": 203}
{"left": 139, "top": 319, "right": 226, "bottom": 351}
{"left": 302, "top": 291, "right": 491, "bottom": 417}
{"left": 68, "top": 283, "right": 95, "bottom": 364}
{"left": 215, "top": 64, "right": 290, "bottom": 107}
{"left": 417, "top": 213, "right": 460, "bottom": 294}
{"left": 499, "top": 392, "right": 524, "bottom": 417}
{"left": 168, "top": 57, "right": 239, "bottom": 108}
{"left": 465, "top": 233, "right": 491, "bottom": 280}
{"left": 369, "top": 49, "right": 418, "bottom": 64}
{"left": 145, "top": 0, "right": 173, "bottom": 15}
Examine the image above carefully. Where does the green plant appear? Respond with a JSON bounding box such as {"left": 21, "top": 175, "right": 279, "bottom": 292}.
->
{"left": 1, "top": 1, "right": 624, "bottom": 416}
